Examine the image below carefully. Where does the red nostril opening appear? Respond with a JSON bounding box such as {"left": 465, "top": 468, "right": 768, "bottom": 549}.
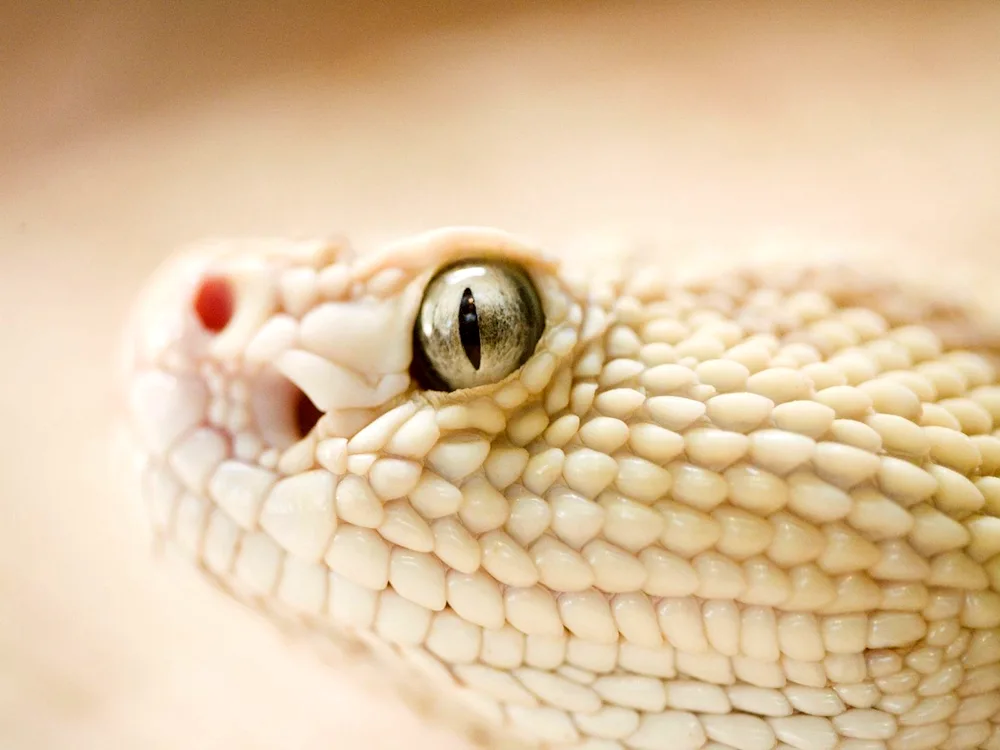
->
{"left": 194, "top": 276, "right": 234, "bottom": 333}
{"left": 294, "top": 388, "right": 322, "bottom": 438}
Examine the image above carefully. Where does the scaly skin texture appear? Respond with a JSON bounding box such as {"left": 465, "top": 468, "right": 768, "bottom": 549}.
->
{"left": 120, "top": 227, "right": 1000, "bottom": 750}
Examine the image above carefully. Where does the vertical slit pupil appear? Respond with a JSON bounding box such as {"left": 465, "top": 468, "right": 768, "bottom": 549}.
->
{"left": 458, "top": 287, "right": 482, "bottom": 370}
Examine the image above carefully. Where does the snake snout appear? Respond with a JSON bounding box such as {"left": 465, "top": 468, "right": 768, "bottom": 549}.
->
{"left": 123, "top": 243, "right": 324, "bottom": 467}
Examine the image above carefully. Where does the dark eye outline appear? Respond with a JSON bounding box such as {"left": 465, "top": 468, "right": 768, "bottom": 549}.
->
{"left": 410, "top": 326, "right": 449, "bottom": 391}
{"left": 410, "top": 260, "right": 544, "bottom": 393}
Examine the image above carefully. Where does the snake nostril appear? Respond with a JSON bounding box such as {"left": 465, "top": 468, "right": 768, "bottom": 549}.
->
{"left": 193, "top": 275, "right": 234, "bottom": 333}
{"left": 293, "top": 387, "right": 322, "bottom": 438}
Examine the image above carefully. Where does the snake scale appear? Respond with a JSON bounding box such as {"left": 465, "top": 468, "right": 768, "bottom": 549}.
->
{"left": 119, "top": 227, "right": 1000, "bottom": 749}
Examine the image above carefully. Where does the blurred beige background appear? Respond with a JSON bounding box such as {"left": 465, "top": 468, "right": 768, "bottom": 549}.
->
{"left": 1, "top": 2, "right": 999, "bottom": 749}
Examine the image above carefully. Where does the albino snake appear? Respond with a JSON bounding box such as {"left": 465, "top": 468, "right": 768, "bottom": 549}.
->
{"left": 119, "top": 227, "right": 1000, "bottom": 749}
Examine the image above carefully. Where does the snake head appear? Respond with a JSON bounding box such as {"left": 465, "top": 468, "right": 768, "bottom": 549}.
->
{"left": 119, "top": 226, "right": 589, "bottom": 644}
{"left": 120, "top": 228, "right": 1000, "bottom": 750}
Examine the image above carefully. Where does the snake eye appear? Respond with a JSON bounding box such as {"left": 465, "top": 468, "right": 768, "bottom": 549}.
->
{"left": 411, "top": 260, "right": 545, "bottom": 392}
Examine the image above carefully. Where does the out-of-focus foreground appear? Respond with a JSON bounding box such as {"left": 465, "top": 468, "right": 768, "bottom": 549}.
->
{"left": 1, "top": 2, "right": 999, "bottom": 749}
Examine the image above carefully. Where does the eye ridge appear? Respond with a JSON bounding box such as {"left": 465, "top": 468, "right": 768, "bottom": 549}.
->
{"left": 458, "top": 287, "right": 482, "bottom": 371}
